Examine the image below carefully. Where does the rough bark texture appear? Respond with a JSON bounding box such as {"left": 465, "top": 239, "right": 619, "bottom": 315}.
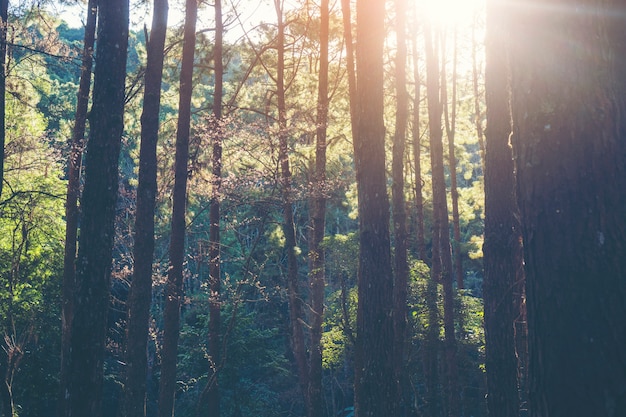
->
{"left": 59, "top": 2, "right": 96, "bottom": 415}
{"left": 483, "top": 0, "right": 523, "bottom": 415}
{"left": 157, "top": 1, "right": 197, "bottom": 416}
{"left": 66, "top": 1, "right": 129, "bottom": 416}
{"left": 508, "top": 1, "right": 626, "bottom": 416}
{"left": 307, "top": 0, "right": 329, "bottom": 416}
{"left": 353, "top": 0, "right": 395, "bottom": 416}
{"left": 122, "top": 1, "right": 168, "bottom": 416}
{"left": 392, "top": 0, "right": 410, "bottom": 414}
{"left": 0, "top": 0, "right": 7, "bottom": 201}
{"left": 424, "top": 23, "right": 459, "bottom": 417}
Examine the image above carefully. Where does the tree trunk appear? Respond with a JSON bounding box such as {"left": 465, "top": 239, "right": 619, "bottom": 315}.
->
{"left": 0, "top": 0, "right": 7, "bottom": 202}
{"left": 441, "top": 30, "right": 464, "bottom": 290}
{"left": 274, "top": 0, "right": 309, "bottom": 403}
{"left": 204, "top": 0, "right": 223, "bottom": 415}
{"left": 353, "top": 0, "right": 395, "bottom": 416}
{"left": 66, "top": 2, "right": 130, "bottom": 416}
{"left": 122, "top": 1, "right": 168, "bottom": 416}
{"left": 157, "top": 1, "right": 197, "bottom": 416}
{"left": 424, "top": 23, "right": 459, "bottom": 417}
{"left": 340, "top": 0, "right": 357, "bottom": 132}
{"left": 307, "top": 0, "right": 329, "bottom": 416}
{"left": 392, "top": 0, "right": 410, "bottom": 414}
{"left": 482, "top": 0, "right": 523, "bottom": 415}
{"left": 59, "top": 2, "right": 97, "bottom": 416}
{"left": 507, "top": 1, "right": 626, "bottom": 416}
{"left": 410, "top": 14, "right": 426, "bottom": 263}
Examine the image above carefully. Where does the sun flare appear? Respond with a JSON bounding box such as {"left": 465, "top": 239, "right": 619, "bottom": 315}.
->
{"left": 416, "top": 0, "right": 484, "bottom": 26}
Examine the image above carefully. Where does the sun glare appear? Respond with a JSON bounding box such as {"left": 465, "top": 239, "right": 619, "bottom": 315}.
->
{"left": 416, "top": 0, "right": 484, "bottom": 26}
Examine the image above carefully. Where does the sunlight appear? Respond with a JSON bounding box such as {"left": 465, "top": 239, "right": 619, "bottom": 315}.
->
{"left": 416, "top": 0, "right": 484, "bottom": 26}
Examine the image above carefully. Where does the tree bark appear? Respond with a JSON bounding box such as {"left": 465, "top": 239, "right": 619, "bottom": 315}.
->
{"left": 507, "top": 1, "right": 626, "bottom": 416}
{"left": 392, "top": 0, "right": 410, "bottom": 414}
{"left": 482, "top": 0, "right": 523, "bottom": 415}
{"left": 424, "top": 23, "right": 459, "bottom": 417}
{"left": 122, "top": 1, "right": 168, "bottom": 416}
{"left": 410, "top": 13, "right": 426, "bottom": 263}
{"left": 157, "top": 1, "right": 197, "bottom": 416}
{"left": 204, "top": 0, "right": 223, "bottom": 415}
{"left": 66, "top": 1, "right": 130, "bottom": 416}
{"left": 0, "top": 0, "right": 7, "bottom": 203}
{"left": 353, "top": 0, "right": 395, "bottom": 416}
{"left": 307, "top": 0, "right": 329, "bottom": 416}
{"left": 59, "top": 2, "right": 97, "bottom": 416}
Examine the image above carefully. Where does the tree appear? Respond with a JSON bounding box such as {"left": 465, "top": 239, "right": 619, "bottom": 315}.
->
{"left": 507, "top": 0, "right": 626, "bottom": 415}
{"left": 424, "top": 22, "right": 459, "bottom": 417}
{"left": 202, "top": 0, "right": 223, "bottom": 415}
{"left": 59, "top": 2, "right": 96, "bottom": 415}
{"left": 482, "top": 0, "right": 523, "bottom": 415}
{"left": 157, "top": 0, "right": 197, "bottom": 415}
{"left": 122, "top": 0, "right": 168, "bottom": 416}
{"left": 65, "top": 1, "right": 130, "bottom": 416}
{"left": 0, "top": 0, "right": 7, "bottom": 201}
{"left": 441, "top": 29, "right": 464, "bottom": 290}
{"left": 391, "top": 0, "right": 410, "bottom": 413}
{"left": 353, "top": 0, "right": 395, "bottom": 416}
{"left": 307, "top": 0, "right": 329, "bottom": 416}
{"left": 274, "top": 0, "right": 309, "bottom": 404}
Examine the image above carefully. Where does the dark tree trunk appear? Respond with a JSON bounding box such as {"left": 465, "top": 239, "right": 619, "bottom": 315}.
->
{"left": 307, "top": 0, "right": 328, "bottom": 416}
{"left": 410, "top": 17, "right": 426, "bottom": 263}
{"left": 203, "top": 0, "right": 223, "bottom": 415}
{"left": 424, "top": 23, "right": 459, "bottom": 417}
{"left": 274, "top": 0, "right": 309, "bottom": 402}
{"left": 392, "top": 0, "right": 410, "bottom": 414}
{"left": 157, "top": 1, "right": 197, "bottom": 416}
{"left": 66, "top": 1, "right": 130, "bottom": 416}
{"left": 59, "top": 2, "right": 97, "bottom": 416}
{"left": 353, "top": 0, "right": 395, "bottom": 416}
{"left": 507, "top": 1, "right": 626, "bottom": 416}
{"left": 482, "top": 0, "right": 523, "bottom": 415}
{"left": 0, "top": 0, "right": 7, "bottom": 202}
{"left": 122, "top": 1, "right": 168, "bottom": 416}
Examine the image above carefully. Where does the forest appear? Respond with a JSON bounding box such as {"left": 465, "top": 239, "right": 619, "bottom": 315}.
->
{"left": 0, "top": 0, "right": 624, "bottom": 416}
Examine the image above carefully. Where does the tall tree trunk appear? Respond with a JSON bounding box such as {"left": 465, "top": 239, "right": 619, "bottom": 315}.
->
{"left": 274, "top": 0, "right": 309, "bottom": 402}
{"left": 203, "top": 0, "right": 223, "bottom": 415}
{"left": 59, "top": 2, "right": 97, "bottom": 416}
{"left": 471, "top": 20, "right": 485, "bottom": 170}
{"left": 122, "top": 1, "right": 168, "bottom": 416}
{"left": 0, "top": 0, "right": 7, "bottom": 202}
{"left": 353, "top": 0, "right": 395, "bottom": 416}
{"left": 424, "top": 23, "right": 459, "bottom": 417}
{"left": 482, "top": 0, "right": 523, "bottom": 415}
{"left": 157, "top": 1, "right": 197, "bottom": 415}
{"left": 392, "top": 0, "right": 410, "bottom": 414}
{"left": 507, "top": 1, "right": 626, "bottom": 415}
{"left": 411, "top": 16, "right": 426, "bottom": 263}
{"left": 441, "top": 29, "right": 464, "bottom": 290}
{"left": 340, "top": 0, "right": 357, "bottom": 132}
{"left": 307, "top": 0, "right": 329, "bottom": 416}
{"left": 66, "top": 1, "right": 130, "bottom": 416}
